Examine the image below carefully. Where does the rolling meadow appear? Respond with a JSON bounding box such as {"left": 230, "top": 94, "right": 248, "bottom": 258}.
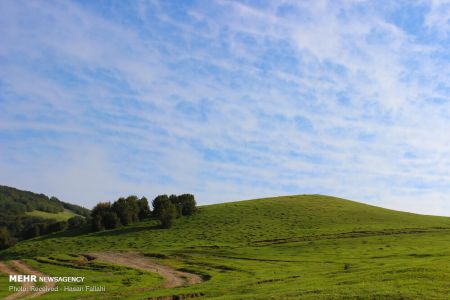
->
{"left": 2, "top": 195, "right": 450, "bottom": 299}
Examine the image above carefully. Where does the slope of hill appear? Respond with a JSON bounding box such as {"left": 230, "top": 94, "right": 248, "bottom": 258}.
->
{"left": 2, "top": 195, "right": 450, "bottom": 299}
{"left": 0, "top": 185, "right": 66, "bottom": 214}
{"left": 25, "top": 209, "right": 80, "bottom": 221}
{"left": 0, "top": 185, "right": 90, "bottom": 217}
{"left": 0, "top": 185, "right": 90, "bottom": 241}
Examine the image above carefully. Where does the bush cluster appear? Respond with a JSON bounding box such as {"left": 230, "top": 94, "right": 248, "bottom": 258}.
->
{"left": 0, "top": 191, "right": 197, "bottom": 249}
{"left": 91, "top": 196, "right": 150, "bottom": 231}
{"left": 0, "top": 227, "right": 16, "bottom": 250}
{"left": 22, "top": 216, "right": 87, "bottom": 239}
{"left": 91, "top": 193, "right": 197, "bottom": 230}
{"left": 0, "top": 186, "right": 91, "bottom": 249}
{"left": 152, "top": 194, "right": 197, "bottom": 228}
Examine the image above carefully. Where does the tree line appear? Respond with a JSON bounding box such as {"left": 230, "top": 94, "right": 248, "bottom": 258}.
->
{"left": 91, "top": 194, "right": 196, "bottom": 231}
{"left": 0, "top": 185, "right": 91, "bottom": 249}
{"left": 0, "top": 185, "right": 90, "bottom": 216}
{"left": 0, "top": 215, "right": 87, "bottom": 250}
{"left": 0, "top": 190, "right": 197, "bottom": 250}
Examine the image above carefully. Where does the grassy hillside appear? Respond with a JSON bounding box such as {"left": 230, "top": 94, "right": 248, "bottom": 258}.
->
{"left": 0, "top": 185, "right": 90, "bottom": 242}
{"left": 25, "top": 209, "right": 81, "bottom": 221}
{"left": 2, "top": 195, "right": 450, "bottom": 299}
{"left": 0, "top": 185, "right": 90, "bottom": 217}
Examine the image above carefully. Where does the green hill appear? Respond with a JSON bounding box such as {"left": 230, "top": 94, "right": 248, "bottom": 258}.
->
{"left": 0, "top": 185, "right": 90, "bottom": 242}
{"left": 2, "top": 195, "right": 450, "bottom": 299}
{"left": 0, "top": 185, "right": 90, "bottom": 217}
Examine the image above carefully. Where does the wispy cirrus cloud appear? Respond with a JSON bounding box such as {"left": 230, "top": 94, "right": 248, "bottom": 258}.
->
{"left": 1, "top": 0, "right": 450, "bottom": 215}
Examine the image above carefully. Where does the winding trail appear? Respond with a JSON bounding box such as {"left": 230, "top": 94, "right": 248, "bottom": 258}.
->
{"left": 10, "top": 260, "right": 56, "bottom": 299}
{"left": 0, "top": 261, "right": 31, "bottom": 300}
{"left": 89, "top": 252, "right": 203, "bottom": 288}
{"left": 0, "top": 260, "right": 55, "bottom": 300}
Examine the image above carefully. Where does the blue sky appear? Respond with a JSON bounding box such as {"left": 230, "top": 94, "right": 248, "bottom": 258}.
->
{"left": 1, "top": 1, "right": 450, "bottom": 214}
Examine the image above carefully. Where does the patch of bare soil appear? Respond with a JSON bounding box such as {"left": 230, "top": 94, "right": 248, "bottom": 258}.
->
{"left": 10, "top": 260, "right": 56, "bottom": 299}
{"left": 0, "top": 260, "right": 55, "bottom": 300}
{"left": 89, "top": 252, "right": 203, "bottom": 288}
{"left": 0, "top": 261, "right": 31, "bottom": 300}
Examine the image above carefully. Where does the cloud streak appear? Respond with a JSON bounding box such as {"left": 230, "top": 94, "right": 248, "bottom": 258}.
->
{"left": 1, "top": 0, "right": 450, "bottom": 215}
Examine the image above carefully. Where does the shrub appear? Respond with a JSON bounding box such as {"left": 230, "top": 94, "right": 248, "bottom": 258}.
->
{"left": 103, "top": 212, "right": 121, "bottom": 230}
{"left": 91, "top": 193, "right": 195, "bottom": 231}
{"left": 0, "top": 227, "right": 15, "bottom": 249}
{"left": 111, "top": 196, "right": 141, "bottom": 226}
{"left": 48, "top": 221, "right": 67, "bottom": 233}
{"left": 112, "top": 198, "right": 133, "bottom": 226}
{"left": 159, "top": 201, "right": 177, "bottom": 229}
{"left": 68, "top": 216, "right": 86, "bottom": 229}
{"left": 36, "top": 222, "right": 49, "bottom": 235}
{"left": 152, "top": 195, "right": 169, "bottom": 219}
{"left": 169, "top": 194, "right": 183, "bottom": 217}
{"left": 125, "top": 196, "right": 140, "bottom": 222}
{"left": 92, "top": 202, "right": 112, "bottom": 218}
{"left": 91, "top": 202, "right": 120, "bottom": 230}
{"left": 137, "top": 197, "right": 151, "bottom": 220}
{"left": 92, "top": 215, "right": 104, "bottom": 231}
{"left": 23, "top": 223, "right": 41, "bottom": 238}
{"left": 178, "top": 194, "right": 197, "bottom": 216}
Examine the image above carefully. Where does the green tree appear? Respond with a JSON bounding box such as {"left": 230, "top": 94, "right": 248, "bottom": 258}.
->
{"left": 91, "top": 202, "right": 120, "bottom": 230}
{"left": 112, "top": 198, "right": 133, "bottom": 226}
{"left": 152, "top": 195, "right": 169, "bottom": 219}
{"left": 103, "top": 212, "right": 121, "bottom": 229}
{"left": 92, "top": 215, "right": 104, "bottom": 231}
{"left": 23, "top": 223, "right": 40, "bottom": 238}
{"left": 159, "top": 201, "right": 177, "bottom": 228}
{"left": 111, "top": 196, "right": 140, "bottom": 226}
{"left": 49, "top": 221, "right": 67, "bottom": 233}
{"left": 92, "top": 202, "right": 112, "bottom": 218}
{"left": 0, "top": 227, "right": 15, "bottom": 249}
{"left": 137, "top": 197, "right": 151, "bottom": 220}
{"left": 178, "top": 194, "right": 197, "bottom": 216}
{"left": 125, "top": 196, "right": 140, "bottom": 222}
{"left": 36, "top": 222, "right": 49, "bottom": 235}
{"left": 68, "top": 216, "right": 86, "bottom": 229}
{"left": 169, "top": 194, "right": 183, "bottom": 217}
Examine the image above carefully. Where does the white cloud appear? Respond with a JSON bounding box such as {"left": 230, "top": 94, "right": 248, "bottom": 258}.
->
{"left": 1, "top": 0, "right": 450, "bottom": 215}
{"left": 425, "top": 0, "right": 450, "bottom": 37}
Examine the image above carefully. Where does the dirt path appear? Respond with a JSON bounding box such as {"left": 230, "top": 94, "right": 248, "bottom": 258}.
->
{"left": 10, "top": 260, "right": 56, "bottom": 299}
{"left": 89, "top": 252, "right": 203, "bottom": 288}
{"left": 0, "top": 261, "right": 32, "bottom": 300}
{"left": 0, "top": 260, "right": 55, "bottom": 300}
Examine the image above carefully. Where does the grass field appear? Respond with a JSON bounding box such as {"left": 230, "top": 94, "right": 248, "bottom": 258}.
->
{"left": 2, "top": 195, "right": 450, "bottom": 299}
{"left": 25, "top": 209, "right": 80, "bottom": 221}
